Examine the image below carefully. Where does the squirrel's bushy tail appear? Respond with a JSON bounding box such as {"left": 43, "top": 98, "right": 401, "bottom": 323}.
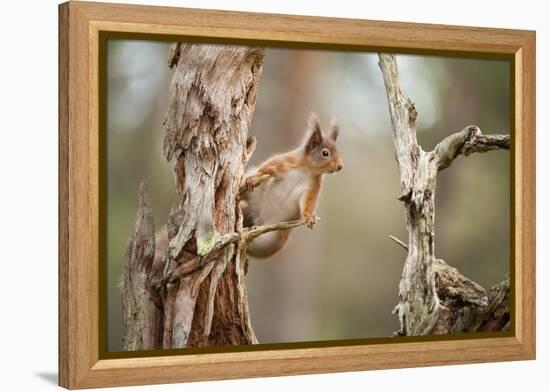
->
{"left": 247, "top": 229, "right": 290, "bottom": 259}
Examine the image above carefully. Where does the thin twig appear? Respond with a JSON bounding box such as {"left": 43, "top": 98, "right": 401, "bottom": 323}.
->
{"left": 156, "top": 218, "right": 311, "bottom": 287}
{"left": 388, "top": 235, "right": 408, "bottom": 251}
{"left": 242, "top": 218, "right": 310, "bottom": 243}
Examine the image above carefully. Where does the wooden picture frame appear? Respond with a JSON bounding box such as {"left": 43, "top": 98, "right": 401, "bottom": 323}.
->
{"left": 59, "top": 1, "right": 536, "bottom": 389}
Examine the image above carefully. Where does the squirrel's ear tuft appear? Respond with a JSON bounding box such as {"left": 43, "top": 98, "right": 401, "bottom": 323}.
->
{"left": 329, "top": 119, "right": 339, "bottom": 141}
{"left": 305, "top": 113, "right": 322, "bottom": 152}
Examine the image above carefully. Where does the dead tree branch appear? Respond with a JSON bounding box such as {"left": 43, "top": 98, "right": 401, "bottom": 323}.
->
{"left": 433, "top": 125, "right": 510, "bottom": 171}
{"left": 378, "top": 53, "right": 510, "bottom": 336}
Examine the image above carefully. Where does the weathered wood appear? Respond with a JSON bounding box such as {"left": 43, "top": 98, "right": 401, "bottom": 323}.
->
{"left": 122, "top": 181, "right": 159, "bottom": 351}
{"left": 161, "top": 43, "right": 266, "bottom": 348}
{"left": 433, "top": 125, "right": 511, "bottom": 171}
{"left": 478, "top": 278, "right": 510, "bottom": 332}
{"left": 122, "top": 43, "right": 268, "bottom": 350}
{"left": 379, "top": 53, "right": 510, "bottom": 336}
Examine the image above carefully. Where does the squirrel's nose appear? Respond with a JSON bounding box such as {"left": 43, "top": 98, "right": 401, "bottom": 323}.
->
{"left": 337, "top": 163, "right": 343, "bottom": 172}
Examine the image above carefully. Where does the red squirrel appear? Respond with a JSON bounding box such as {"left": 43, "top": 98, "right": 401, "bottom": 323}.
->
{"left": 240, "top": 113, "right": 343, "bottom": 258}
{"left": 152, "top": 113, "right": 343, "bottom": 265}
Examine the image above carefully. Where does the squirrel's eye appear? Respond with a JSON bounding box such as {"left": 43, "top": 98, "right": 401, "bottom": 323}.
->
{"left": 322, "top": 149, "right": 330, "bottom": 158}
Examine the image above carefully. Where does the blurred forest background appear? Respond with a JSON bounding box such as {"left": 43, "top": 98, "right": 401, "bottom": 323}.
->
{"left": 106, "top": 40, "right": 510, "bottom": 352}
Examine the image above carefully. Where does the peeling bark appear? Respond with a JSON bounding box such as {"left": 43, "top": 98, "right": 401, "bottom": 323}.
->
{"left": 161, "top": 43, "right": 266, "bottom": 348}
{"left": 378, "top": 53, "right": 510, "bottom": 336}
{"left": 122, "top": 181, "right": 161, "bottom": 350}
{"left": 123, "top": 43, "right": 267, "bottom": 349}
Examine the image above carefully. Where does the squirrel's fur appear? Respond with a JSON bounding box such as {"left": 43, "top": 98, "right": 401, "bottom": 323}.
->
{"left": 241, "top": 113, "right": 343, "bottom": 258}
{"left": 152, "top": 113, "right": 343, "bottom": 263}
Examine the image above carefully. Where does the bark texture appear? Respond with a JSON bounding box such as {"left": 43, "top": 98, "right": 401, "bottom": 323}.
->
{"left": 122, "top": 181, "right": 160, "bottom": 350}
{"left": 378, "top": 53, "right": 511, "bottom": 336}
{"left": 123, "top": 44, "right": 270, "bottom": 349}
{"left": 160, "top": 43, "right": 268, "bottom": 348}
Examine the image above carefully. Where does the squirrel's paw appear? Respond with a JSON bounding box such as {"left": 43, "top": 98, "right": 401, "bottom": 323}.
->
{"left": 244, "top": 176, "right": 255, "bottom": 192}
{"left": 304, "top": 215, "right": 318, "bottom": 230}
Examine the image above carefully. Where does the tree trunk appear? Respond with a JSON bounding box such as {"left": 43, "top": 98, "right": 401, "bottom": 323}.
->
{"left": 378, "top": 53, "right": 511, "bottom": 336}
{"left": 123, "top": 43, "right": 267, "bottom": 349}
